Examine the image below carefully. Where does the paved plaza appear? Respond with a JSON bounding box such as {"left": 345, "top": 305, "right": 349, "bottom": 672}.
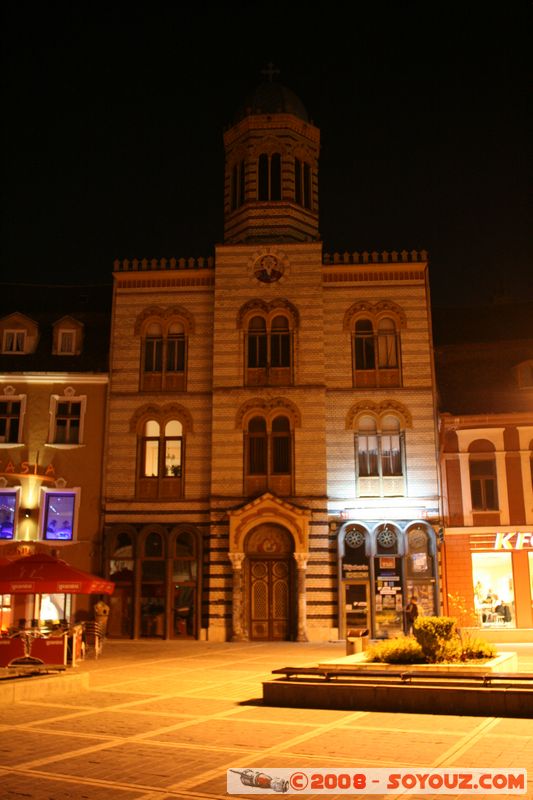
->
{"left": 0, "top": 639, "right": 531, "bottom": 800}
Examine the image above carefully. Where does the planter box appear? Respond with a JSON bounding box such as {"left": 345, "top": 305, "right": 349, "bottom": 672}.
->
{"left": 318, "top": 650, "right": 518, "bottom": 673}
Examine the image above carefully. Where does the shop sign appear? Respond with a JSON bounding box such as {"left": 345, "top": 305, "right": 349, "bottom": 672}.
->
{"left": 0, "top": 460, "right": 56, "bottom": 478}
{"left": 342, "top": 564, "right": 369, "bottom": 579}
{"left": 493, "top": 532, "right": 533, "bottom": 550}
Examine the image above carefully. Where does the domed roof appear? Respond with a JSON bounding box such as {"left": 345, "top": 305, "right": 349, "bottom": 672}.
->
{"left": 234, "top": 81, "right": 309, "bottom": 123}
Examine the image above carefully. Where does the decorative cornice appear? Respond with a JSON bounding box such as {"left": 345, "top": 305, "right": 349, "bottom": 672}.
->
{"left": 324, "top": 249, "right": 428, "bottom": 265}
{"left": 113, "top": 256, "right": 214, "bottom": 273}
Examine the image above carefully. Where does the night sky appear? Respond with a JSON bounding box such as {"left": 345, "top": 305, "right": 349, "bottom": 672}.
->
{"left": 3, "top": 3, "right": 532, "bottom": 308}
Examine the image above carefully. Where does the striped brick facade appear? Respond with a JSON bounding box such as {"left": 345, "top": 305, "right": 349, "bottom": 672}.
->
{"left": 103, "top": 84, "right": 441, "bottom": 642}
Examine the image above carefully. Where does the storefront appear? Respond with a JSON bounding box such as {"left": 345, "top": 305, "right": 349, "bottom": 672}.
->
{"left": 338, "top": 521, "right": 439, "bottom": 639}
{"left": 472, "top": 531, "right": 533, "bottom": 629}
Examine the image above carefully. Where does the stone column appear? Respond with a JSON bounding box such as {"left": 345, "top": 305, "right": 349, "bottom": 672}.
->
{"left": 229, "top": 552, "right": 246, "bottom": 641}
{"left": 293, "top": 552, "right": 309, "bottom": 642}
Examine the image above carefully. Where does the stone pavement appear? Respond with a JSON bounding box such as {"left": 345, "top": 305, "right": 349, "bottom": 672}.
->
{"left": 0, "top": 640, "right": 531, "bottom": 800}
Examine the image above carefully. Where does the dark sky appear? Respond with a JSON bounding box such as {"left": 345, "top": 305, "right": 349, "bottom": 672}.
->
{"left": 2, "top": 2, "right": 532, "bottom": 307}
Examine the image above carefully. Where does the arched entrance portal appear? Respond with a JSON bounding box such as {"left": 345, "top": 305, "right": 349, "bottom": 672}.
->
{"left": 245, "top": 524, "right": 295, "bottom": 641}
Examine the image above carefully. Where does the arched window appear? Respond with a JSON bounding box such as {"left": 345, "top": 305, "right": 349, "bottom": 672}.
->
{"left": 353, "top": 316, "right": 401, "bottom": 387}
{"left": 245, "top": 414, "right": 293, "bottom": 496}
{"left": 142, "top": 318, "right": 187, "bottom": 391}
{"left": 138, "top": 418, "right": 184, "bottom": 499}
{"left": 246, "top": 314, "right": 292, "bottom": 386}
{"left": 258, "top": 153, "right": 281, "bottom": 201}
{"left": 469, "top": 441, "right": 498, "bottom": 511}
{"left": 355, "top": 414, "right": 405, "bottom": 497}
{"left": 231, "top": 159, "right": 245, "bottom": 211}
{"left": 294, "top": 158, "right": 311, "bottom": 208}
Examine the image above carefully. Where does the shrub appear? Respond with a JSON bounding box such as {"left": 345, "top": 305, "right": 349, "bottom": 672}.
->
{"left": 413, "top": 616, "right": 459, "bottom": 663}
{"left": 366, "top": 636, "right": 425, "bottom": 664}
{"left": 460, "top": 636, "right": 497, "bottom": 661}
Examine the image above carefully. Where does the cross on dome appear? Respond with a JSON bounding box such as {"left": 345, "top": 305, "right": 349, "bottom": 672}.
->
{"left": 261, "top": 62, "right": 280, "bottom": 82}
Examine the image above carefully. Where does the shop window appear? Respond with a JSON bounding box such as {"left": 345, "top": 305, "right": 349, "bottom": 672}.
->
{"left": 246, "top": 314, "right": 292, "bottom": 386}
{"left": 108, "top": 531, "right": 134, "bottom": 638}
{"left": 0, "top": 490, "right": 19, "bottom": 539}
{"left": 0, "top": 394, "right": 25, "bottom": 444}
{"left": 138, "top": 418, "right": 184, "bottom": 500}
{"left": 355, "top": 414, "right": 405, "bottom": 497}
{"left": 258, "top": 152, "right": 281, "bottom": 201}
{"left": 40, "top": 489, "right": 79, "bottom": 541}
{"left": 172, "top": 531, "right": 198, "bottom": 638}
{"left": 141, "top": 531, "right": 166, "bottom": 637}
{"left": 142, "top": 320, "right": 187, "bottom": 391}
{"left": 470, "top": 456, "right": 498, "bottom": 510}
{"left": 245, "top": 414, "right": 293, "bottom": 496}
{"left": 353, "top": 316, "right": 400, "bottom": 387}
{"left": 48, "top": 391, "right": 86, "bottom": 446}
{"left": 472, "top": 552, "right": 515, "bottom": 627}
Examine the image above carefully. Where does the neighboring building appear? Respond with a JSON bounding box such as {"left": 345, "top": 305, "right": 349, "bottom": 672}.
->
{"left": 435, "top": 303, "right": 533, "bottom": 634}
{"left": 0, "top": 284, "right": 110, "bottom": 628}
{"left": 104, "top": 80, "right": 441, "bottom": 641}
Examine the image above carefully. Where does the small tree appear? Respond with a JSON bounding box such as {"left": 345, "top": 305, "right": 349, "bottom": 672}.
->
{"left": 447, "top": 592, "right": 478, "bottom": 629}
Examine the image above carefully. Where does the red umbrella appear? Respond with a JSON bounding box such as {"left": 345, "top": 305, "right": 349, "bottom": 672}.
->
{"left": 0, "top": 552, "right": 114, "bottom": 595}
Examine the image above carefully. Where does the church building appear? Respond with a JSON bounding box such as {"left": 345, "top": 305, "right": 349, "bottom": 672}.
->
{"left": 103, "top": 79, "right": 441, "bottom": 641}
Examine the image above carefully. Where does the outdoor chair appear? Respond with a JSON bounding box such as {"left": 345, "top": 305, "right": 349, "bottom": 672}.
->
{"left": 82, "top": 621, "right": 104, "bottom": 659}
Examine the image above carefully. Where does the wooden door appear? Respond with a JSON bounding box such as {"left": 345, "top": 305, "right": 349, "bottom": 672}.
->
{"left": 249, "top": 558, "right": 291, "bottom": 640}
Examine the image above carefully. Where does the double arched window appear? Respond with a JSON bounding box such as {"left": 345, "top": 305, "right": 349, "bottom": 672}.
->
{"left": 141, "top": 316, "right": 187, "bottom": 392}
{"left": 352, "top": 314, "right": 401, "bottom": 387}
{"left": 138, "top": 418, "right": 184, "bottom": 499}
{"left": 355, "top": 413, "right": 405, "bottom": 497}
{"left": 246, "top": 314, "right": 292, "bottom": 386}
{"left": 245, "top": 414, "right": 293, "bottom": 496}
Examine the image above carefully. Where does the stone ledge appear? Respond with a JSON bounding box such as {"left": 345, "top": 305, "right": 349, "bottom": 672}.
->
{"left": 263, "top": 678, "right": 533, "bottom": 718}
{"left": 0, "top": 670, "right": 89, "bottom": 704}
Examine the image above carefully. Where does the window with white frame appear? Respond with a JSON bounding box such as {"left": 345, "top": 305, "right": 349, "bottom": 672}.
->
{"left": 49, "top": 392, "right": 86, "bottom": 445}
{"left": 0, "top": 393, "right": 25, "bottom": 444}
{"left": 2, "top": 330, "right": 26, "bottom": 354}
{"left": 40, "top": 489, "right": 79, "bottom": 541}
{"left": 355, "top": 414, "right": 405, "bottom": 497}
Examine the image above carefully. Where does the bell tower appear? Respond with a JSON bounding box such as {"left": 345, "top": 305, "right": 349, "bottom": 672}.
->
{"left": 223, "top": 69, "right": 320, "bottom": 244}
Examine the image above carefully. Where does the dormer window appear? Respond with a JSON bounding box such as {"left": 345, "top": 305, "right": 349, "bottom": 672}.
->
{"left": 2, "top": 330, "right": 26, "bottom": 354}
{"left": 515, "top": 360, "right": 533, "bottom": 389}
{"left": 52, "top": 317, "right": 83, "bottom": 356}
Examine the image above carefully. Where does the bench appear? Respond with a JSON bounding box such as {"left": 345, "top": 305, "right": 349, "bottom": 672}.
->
{"left": 271, "top": 666, "right": 533, "bottom": 687}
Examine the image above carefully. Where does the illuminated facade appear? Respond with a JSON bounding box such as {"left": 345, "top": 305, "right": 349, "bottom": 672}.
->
{"left": 437, "top": 323, "right": 533, "bottom": 634}
{"left": 104, "top": 81, "right": 441, "bottom": 641}
{"left": 0, "top": 287, "right": 109, "bottom": 628}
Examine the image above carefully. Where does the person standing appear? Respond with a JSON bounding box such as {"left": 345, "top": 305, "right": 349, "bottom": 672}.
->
{"left": 405, "top": 595, "right": 419, "bottom": 635}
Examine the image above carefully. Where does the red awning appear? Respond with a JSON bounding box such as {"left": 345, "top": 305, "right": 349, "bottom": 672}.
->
{"left": 0, "top": 553, "right": 115, "bottom": 595}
